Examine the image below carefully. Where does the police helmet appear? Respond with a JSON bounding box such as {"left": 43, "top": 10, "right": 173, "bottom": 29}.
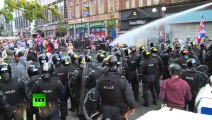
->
{"left": 85, "top": 55, "right": 92, "bottom": 62}
{"left": 38, "top": 54, "right": 48, "bottom": 66}
{"left": 70, "top": 53, "right": 79, "bottom": 63}
{"left": 150, "top": 47, "right": 158, "bottom": 53}
{"left": 169, "top": 63, "right": 182, "bottom": 76}
{"left": 104, "top": 55, "right": 118, "bottom": 68}
{"left": 180, "top": 49, "right": 189, "bottom": 56}
{"left": 124, "top": 48, "right": 129, "bottom": 57}
{"left": 187, "top": 58, "right": 197, "bottom": 68}
{"left": 142, "top": 50, "right": 151, "bottom": 58}
{"left": 113, "top": 47, "right": 119, "bottom": 53}
{"left": 174, "top": 43, "right": 181, "bottom": 49}
{"left": 150, "top": 42, "right": 157, "bottom": 48}
{"left": 139, "top": 46, "right": 146, "bottom": 53}
{"left": 96, "top": 53, "right": 105, "bottom": 63}
{"left": 78, "top": 55, "right": 86, "bottom": 65}
{"left": 0, "top": 63, "right": 12, "bottom": 82}
{"left": 61, "top": 56, "right": 71, "bottom": 67}
{"left": 52, "top": 54, "right": 61, "bottom": 66}
{"left": 27, "top": 65, "right": 39, "bottom": 77}
{"left": 97, "top": 50, "right": 106, "bottom": 56}
{"left": 115, "top": 51, "right": 122, "bottom": 58}
{"left": 129, "top": 46, "right": 136, "bottom": 54}
{"left": 42, "top": 62, "right": 55, "bottom": 73}
{"left": 167, "top": 45, "right": 173, "bottom": 52}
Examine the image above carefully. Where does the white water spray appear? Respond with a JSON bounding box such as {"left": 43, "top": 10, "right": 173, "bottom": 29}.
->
{"left": 111, "top": 2, "right": 212, "bottom": 47}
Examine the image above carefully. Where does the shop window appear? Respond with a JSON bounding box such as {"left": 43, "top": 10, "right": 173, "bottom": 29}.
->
{"left": 69, "top": 6, "right": 75, "bottom": 19}
{"left": 126, "top": 0, "right": 130, "bottom": 9}
{"left": 98, "top": 0, "right": 105, "bottom": 14}
{"left": 139, "top": 0, "right": 143, "bottom": 7}
{"left": 131, "top": 0, "right": 135, "bottom": 8}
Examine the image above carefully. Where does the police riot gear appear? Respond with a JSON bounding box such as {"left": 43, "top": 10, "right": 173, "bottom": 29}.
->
{"left": 149, "top": 42, "right": 157, "bottom": 48}
{"left": 0, "top": 63, "right": 25, "bottom": 120}
{"left": 42, "top": 62, "right": 55, "bottom": 80}
{"left": 94, "top": 70, "right": 135, "bottom": 120}
{"left": 31, "top": 66, "right": 65, "bottom": 120}
{"left": 181, "top": 59, "right": 209, "bottom": 112}
{"left": 38, "top": 54, "right": 48, "bottom": 66}
{"left": 52, "top": 54, "right": 61, "bottom": 66}
{"left": 96, "top": 53, "right": 105, "bottom": 63}
{"left": 61, "top": 56, "right": 71, "bottom": 67}
{"left": 97, "top": 50, "right": 106, "bottom": 56}
{"left": 27, "top": 65, "right": 39, "bottom": 77}
{"left": 129, "top": 46, "right": 136, "bottom": 54}
{"left": 139, "top": 46, "right": 146, "bottom": 54}
{"left": 70, "top": 53, "right": 79, "bottom": 63}
{"left": 174, "top": 49, "right": 190, "bottom": 69}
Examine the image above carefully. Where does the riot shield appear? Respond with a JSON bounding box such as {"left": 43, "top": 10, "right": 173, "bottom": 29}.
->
{"left": 196, "top": 65, "right": 209, "bottom": 75}
{"left": 83, "top": 88, "right": 101, "bottom": 120}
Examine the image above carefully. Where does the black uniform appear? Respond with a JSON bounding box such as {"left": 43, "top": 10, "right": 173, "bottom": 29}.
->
{"left": 86, "top": 66, "right": 109, "bottom": 90}
{"left": 0, "top": 90, "right": 10, "bottom": 120}
{"left": 54, "top": 64, "right": 68, "bottom": 119}
{"left": 126, "top": 54, "right": 140, "bottom": 101}
{"left": 31, "top": 76, "right": 64, "bottom": 120}
{"left": 0, "top": 78, "right": 25, "bottom": 120}
{"left": 94, "top": 71, "right": 136, "bottom": 120}
{"left": 139, "top": 57, "right": 158, "bottom": 106}
{"left": 181, "top": 68, "right": 208, "bottom": 111}
{"left": 174, "top": 56, "right": 189, "bottom": 69}
{"left": 25, "top": 74, "right": 41, "bottom": 120}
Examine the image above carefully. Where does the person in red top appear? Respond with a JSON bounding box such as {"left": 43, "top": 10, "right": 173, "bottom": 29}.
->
{"left": 159, "top": 63, "right": 192, "bottom": 109}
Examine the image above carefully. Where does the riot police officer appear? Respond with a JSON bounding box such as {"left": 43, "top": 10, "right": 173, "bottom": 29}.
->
{"left": 69, "top": 55, "right": 87, "bottom": 120}
{"left": 181, "top": 58, "right": 209, "bottom": 112}
{"left": 160, "top": 45, "right": 175, "bottom": 80}
{"left": 0, "top": 63, "right": 25, "bottom": 120}
{"left": 25, "top": 65, "right": 40, "bottom": 120}
{"left": 52, "top": 54, "right": 68, "bottom": 120}
{"left": 94, "top": 55, "right": 136, "bottom": 120}
{"left": 138, "top": 50, "right": 158, "bottom": 107}
{"left": 173, "top": 43, "right": 181, "bottom": 58}
{"left": 61, "top": 56, "right": 76, "bottom": 112}
{"left": 126, "top": 46, "right": 140, "bottom": 102}
{"left": 174, "top": 48, "right": 190, "bottom": 69}
{"left": 199, "top": 43, "right": 207, "bottom": 65}
{"left": 38, "top": 54, "right": 49, "bottom": 73}
{"left": 150, "top": 47, "right": 163, "bottom": 97}
{"left": 86, "top": 53, "right": 106, "bottom": 90}
{"left": 31, "top": 62, "right": 65, "bottom": 120}
{"left": 0, "top": 89, "right": 10, "bottom": 120}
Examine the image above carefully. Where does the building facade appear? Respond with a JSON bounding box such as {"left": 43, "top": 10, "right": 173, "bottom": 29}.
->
{"left": 36, "top": 0, "right": 68, "bottom": 38}
{"left": 67, "top": 0, "right": 121, "bottom": 39}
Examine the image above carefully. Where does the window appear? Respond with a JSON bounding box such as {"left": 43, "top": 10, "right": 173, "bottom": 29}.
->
{"left": 90, "top": 0, "right": 96, "bottom": 15}
{"left": 108, "top": 0, "right": 115, "bottom": 12}
{"left": 131, "top": 0, "right": 135, "bottom": 8}
{"left": 126, "top": 0, "right": 130, "bottom": 9}
{"left": 139, "top": 0, "right": 143, "bottom": 7}
{"left": 98, "top": 0, "right": 105, "bottom": 14}
{"left": 147, "top": 0, "right": 152, "bottom": 6}
{"left": 69, "top": 6, "right": 75, "bottom": 19}
{"left": 75, "top": 4, "right": 80, "bottom": 18}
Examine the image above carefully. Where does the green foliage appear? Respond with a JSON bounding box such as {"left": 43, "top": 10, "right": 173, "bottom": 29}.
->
{"left": 56, "top": 23, "right": 67, "bottom": 37}
{"left": 0, "top": 0, "right": 61, "bottom": 23}
{"left": 106, "top": 7, "right": 118, "bottom": 28}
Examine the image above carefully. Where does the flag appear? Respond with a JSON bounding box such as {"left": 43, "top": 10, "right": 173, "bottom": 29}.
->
{"left": 196, "top": 14, "right": 206, "bottom": 45}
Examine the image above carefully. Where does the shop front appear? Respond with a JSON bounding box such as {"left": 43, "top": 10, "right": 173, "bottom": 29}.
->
{"left": 76, "top": 23, "right": 88, "bottom": 37}
{"left": 69, "top": 24, "right": 74, "bottom": 38}
{"left": 90, "top": 21, "right": 105, "bottom": 38}
{"left": 120, "top": 6, "right": 163, "bottom": 45}
{"left": 165, "top": 1, "right": 212, "bottom": 42}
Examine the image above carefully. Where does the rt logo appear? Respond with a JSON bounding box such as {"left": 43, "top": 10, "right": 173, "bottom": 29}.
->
{"left": 32, "top": 94, "right": 46, "bottom": 107}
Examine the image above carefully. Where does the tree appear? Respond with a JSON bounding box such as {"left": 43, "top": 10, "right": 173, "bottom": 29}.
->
{"left": 106, "top": 7, "right": 119, "bottom": 28}
{"left": 0, "top": 0, "right": 61, "bottom": 23}
{"left": 55, "top": 23, "right": 67, "bottom": 37}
